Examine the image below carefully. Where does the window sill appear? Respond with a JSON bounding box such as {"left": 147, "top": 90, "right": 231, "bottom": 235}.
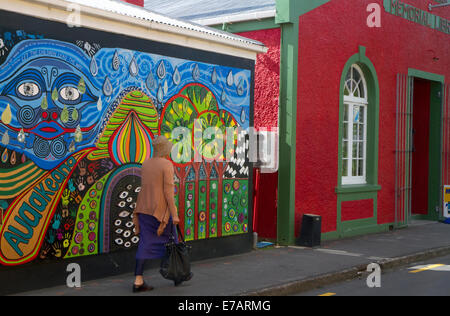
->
{"left": 335, "top": 184, "right": 381, "bottom": 194}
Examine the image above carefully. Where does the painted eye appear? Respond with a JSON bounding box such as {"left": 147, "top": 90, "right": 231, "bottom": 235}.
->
{"left": 18, "top": 82, "right": 40, "bottom": 98}
{"left": 59, "top": 86, "right": 80, "bottom": 102}
{"left": 115, "top": 238, "right": 124, "bottom": 245}
{"left": 123, "top": 230, "right": 132, "bottom": 238}
{"left": 131, "top": 236, "right": 139, "bottom": 244}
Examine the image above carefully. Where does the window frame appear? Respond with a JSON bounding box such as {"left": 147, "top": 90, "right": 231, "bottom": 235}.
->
{"left": 342, "top": 65, "right": 368, "bottom": 185}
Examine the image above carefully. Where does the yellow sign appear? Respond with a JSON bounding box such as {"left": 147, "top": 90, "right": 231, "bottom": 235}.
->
{"left": 443, "top": 186, "right": 450, "bottom": 218}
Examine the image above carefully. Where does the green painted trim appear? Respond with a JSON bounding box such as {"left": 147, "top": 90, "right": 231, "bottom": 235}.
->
{"left": 321, "top": 230, "right": 340, "bottom": 241}
{"left": 211, "top": 18, "right": 280, "bottom": 34}
{"left": 341, "top": 221, "right": 391, "bottom": 239}
{"left": 411, "top": 214, "right": 432, "bottom": 221}
{"left": 428, "top": 81, "right": 443, "bottom": 220}
{"left": 408, "top": 68, "right": 445, "bottom": 83}
{"left": 342, "top": 217, "right": 377, "bottom": 233}
{"left": 275, "top": 0, "right": 292, "bottom": 24}
{"left": 277, "top": 18, "right": 298, "bottom": 246}
{"left": 335, "top": 184, "right": 381, "bottom": 194}
{"left": 321, "top": 223, "right": 394, "bottom": 241}
{"left": 275, "top": 0, "right": 331, "bottom": 24}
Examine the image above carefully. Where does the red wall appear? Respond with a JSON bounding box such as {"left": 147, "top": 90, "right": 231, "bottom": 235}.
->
{"left": 342, "top": 199, "right": 374, "bottom": 221}
{"left": 295, "top": 0, "right": 450, "bottom": 234}
{"left": 120, "top": 0, "right": 144, "bottom": 7}
{"left": 239, "top": 28, "right": 281, "bottom": 130}
{"left": 239, "top": 28, "right": 281, "bottom": 239}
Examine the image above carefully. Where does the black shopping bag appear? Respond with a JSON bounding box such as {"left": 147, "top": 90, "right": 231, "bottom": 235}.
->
{"left": 160, "top": 225, "right": 192, "bottom": 286}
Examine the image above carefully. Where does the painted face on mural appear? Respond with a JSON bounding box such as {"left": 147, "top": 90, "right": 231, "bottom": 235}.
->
{"left": 0, "top": 40, "right": 101, "bottom": 170}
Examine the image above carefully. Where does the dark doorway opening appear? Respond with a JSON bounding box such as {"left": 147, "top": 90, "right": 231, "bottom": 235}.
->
{"left": 411, "top": 78, "right": 442, "bottom": 219}
{"left": 411, "top": 79, "right": 431, "bottom": 215}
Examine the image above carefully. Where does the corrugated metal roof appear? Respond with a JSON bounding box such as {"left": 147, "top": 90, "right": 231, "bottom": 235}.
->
{"left": 144, "top": 0, "right": 276, "bottom": 22}
{"left": 64, "top": 0, "right": 265, "bottom": 47}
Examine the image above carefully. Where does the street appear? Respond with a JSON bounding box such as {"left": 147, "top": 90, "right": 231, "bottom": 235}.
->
{"left": 299, "top": 254, "right": 450, "bottom": 296}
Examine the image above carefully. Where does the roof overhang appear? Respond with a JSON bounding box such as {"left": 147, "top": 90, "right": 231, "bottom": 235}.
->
{"left": 193, "top": 9, "right": 276, "bottom": 26}
{"left": 0, "top": 0, "right": 268, "bottom": 60}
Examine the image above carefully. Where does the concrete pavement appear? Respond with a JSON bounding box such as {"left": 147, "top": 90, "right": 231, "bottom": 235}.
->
{"left": 13, "top": 220, "right": 450, "bottom": 296}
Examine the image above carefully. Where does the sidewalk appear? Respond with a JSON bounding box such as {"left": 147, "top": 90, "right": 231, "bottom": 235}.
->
{"left": 15, "top": 220, "right": 450, "bottom": 296}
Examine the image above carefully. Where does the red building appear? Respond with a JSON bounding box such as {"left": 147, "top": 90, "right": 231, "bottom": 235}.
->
{"left": 149, "top": 0, "right": 450, "bottom": 244}
{"left": 291, "top": 0, "right": 450, "bottom": 243}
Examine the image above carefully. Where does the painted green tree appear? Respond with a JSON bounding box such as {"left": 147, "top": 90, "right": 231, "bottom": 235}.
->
{"left": 159, "top": 83, "right": 239, "bottom": 240}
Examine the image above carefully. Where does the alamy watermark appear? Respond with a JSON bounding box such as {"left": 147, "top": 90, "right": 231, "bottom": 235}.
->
{"left": 366, "top": 263, "right": 381, "bottom": 288}
{"left": 66, "top": 263, "right": 81, "bottom": 288}
{"left": 166, "top": 124, "right": 277, "bottom": 166}
{"left": 367, "top": 3, "right": 382, "bottom": 28}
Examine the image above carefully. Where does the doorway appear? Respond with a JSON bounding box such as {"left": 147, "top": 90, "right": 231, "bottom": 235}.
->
{"left": 411, "top": 78, "right": 430, "bottom": 216}
{"left": 411, "top": 78, "right": 442, "bottom": 219}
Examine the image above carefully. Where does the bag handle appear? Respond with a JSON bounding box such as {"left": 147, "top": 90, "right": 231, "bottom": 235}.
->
{"left": 169, "top": 220, "right": 185, "bottom": 244}
{"left": 176, "top": 225, "right": 185, "bottom": 244}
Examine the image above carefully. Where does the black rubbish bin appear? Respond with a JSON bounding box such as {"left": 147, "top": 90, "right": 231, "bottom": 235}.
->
{"left": 296, "top": 214, "right": 322, "bottom": 248}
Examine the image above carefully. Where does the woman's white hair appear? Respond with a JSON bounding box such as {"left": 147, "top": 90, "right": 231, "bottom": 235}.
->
{"left": 153, "top": 136, "right": 173, "bottom": 157}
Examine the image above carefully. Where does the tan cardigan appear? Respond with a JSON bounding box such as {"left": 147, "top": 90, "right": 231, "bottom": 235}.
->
{"left": 133, "top": 157, "right": 178, "bottom": 234}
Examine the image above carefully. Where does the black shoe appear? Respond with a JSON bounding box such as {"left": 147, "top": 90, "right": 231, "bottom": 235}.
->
{"left": 133, "top": 282, "right": 154, "bottom": 293}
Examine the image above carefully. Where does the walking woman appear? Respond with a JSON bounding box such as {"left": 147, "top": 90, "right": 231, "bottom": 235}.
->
{"left": 132, "top": 136, "right": 181, "bottom": 293}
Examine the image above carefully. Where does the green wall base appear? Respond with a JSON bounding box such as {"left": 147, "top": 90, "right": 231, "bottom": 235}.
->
{"left": 322, "top": 223, "right": 394, "bottom": 242}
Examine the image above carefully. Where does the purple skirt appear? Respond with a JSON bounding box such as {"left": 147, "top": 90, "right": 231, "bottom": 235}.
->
{"left": 135, "top": 214, "right": 178, "bottom": 260}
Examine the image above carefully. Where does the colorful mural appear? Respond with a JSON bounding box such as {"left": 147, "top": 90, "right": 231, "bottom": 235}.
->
{"left": 0, "top": 28, "right": 252, "bottom": 266}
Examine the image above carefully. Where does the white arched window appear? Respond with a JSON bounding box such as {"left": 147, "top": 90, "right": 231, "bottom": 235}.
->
{"left": 342, "top": 64, "right": 368, "bottom": 185}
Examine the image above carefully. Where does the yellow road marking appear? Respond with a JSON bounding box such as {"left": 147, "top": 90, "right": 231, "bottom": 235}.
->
{"left": 319, "top": 292, "right": 336, "bottom": 296}
{"left": 409, "top": 264, "right": 445, "bottom": 274}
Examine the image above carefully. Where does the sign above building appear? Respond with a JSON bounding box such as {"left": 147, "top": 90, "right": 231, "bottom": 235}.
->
{"left": 383, "top": 0, "right": 449, "bottom": 35}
